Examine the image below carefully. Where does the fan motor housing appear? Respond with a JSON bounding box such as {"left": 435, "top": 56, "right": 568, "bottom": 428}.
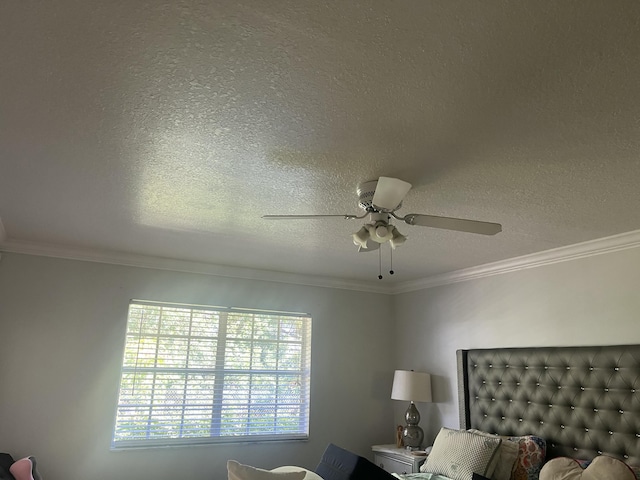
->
{"left": 356, "top": 180, "right": 377, "bottom": 210}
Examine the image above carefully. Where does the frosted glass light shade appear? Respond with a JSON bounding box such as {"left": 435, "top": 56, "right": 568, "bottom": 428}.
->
{"left": 391, "top": 370, "right": 432, "bottom": 403}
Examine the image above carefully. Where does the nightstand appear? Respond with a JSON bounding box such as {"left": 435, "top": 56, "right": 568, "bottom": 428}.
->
{"left": 372, "top": 444, "right": 426, "bottom": 474}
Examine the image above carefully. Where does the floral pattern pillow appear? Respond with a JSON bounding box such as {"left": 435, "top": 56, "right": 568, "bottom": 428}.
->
{"left": 507, "top": 435, "right": 546, "bottom": 480}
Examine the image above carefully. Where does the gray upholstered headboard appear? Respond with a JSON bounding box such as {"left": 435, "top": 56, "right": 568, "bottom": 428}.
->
{"left": 457, "top": 345, "right": 640, "bottom": 465}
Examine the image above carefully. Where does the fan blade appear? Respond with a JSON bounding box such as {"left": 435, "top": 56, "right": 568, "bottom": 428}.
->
{"left": 403, "top": 214, "right": 502, "bottom": 235}
{"left": 263, "top": 214, "right": 362, "bottom": 220}
{"left": 358, "top": 242, "right": 380, "bottom": 252}
{"left": 372, "top": 177, "right": 412, "bottom": 211}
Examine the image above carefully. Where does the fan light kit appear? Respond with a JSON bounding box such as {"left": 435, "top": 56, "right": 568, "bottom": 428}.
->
{"left": 264, "top": 176, "right": 502, "bottom": 279}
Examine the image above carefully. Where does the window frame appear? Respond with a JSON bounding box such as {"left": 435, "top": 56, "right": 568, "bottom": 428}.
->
{"left": 112, "top": 300, "right": 312, "bottom": 449}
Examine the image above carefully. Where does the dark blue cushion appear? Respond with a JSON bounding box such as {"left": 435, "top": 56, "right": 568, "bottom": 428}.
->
{"left": 315, "top": 443, "right": 396, "bottom": 480}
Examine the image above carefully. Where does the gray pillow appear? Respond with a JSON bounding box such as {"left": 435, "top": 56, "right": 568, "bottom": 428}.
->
{"left": 468, "top": 429, "right": 519, "bottom": 480}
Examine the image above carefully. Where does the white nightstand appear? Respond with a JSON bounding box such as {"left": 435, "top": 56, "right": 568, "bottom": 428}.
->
{"left": 372, "top": 444, "right": 426, "bottom": 474}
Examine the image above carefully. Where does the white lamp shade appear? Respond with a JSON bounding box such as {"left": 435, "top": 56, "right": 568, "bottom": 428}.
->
{"left": 391, "top": 370, "right": 432, "bottom": 403}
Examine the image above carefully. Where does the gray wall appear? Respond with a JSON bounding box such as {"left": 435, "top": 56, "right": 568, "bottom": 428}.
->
{"left": 393, "top": 246, "right": 640, "bottom": 446}
{"left": 0, "top": 253, "right": 395, "bottom": 480}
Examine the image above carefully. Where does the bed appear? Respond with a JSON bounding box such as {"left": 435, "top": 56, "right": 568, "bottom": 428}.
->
{"left": 457, "top": 345, "right": 640, "bottom": 464}
{"left": 229, "top": 344, "right": 640, "bottom": 480}
{"left": 397, "top": 344, "right": 640, "bottom": 480}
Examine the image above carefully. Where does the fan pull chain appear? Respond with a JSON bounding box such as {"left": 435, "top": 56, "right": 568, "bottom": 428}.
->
{"left": 389, "top": 246, "right": 394, "bottom": 275}
{"left": 378, "top": 246, "right": 383, "bottom": 279}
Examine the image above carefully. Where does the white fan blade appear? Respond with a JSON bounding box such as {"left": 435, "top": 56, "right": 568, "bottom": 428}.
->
{"left": 372, "top": 177, "right": 412, "bottom": 211}
{"left": 263, "top": 214, "right": 361, "bottom": 220}
{"left": 403, "top": 214, "right": 502, "bottom": 235}
{"left": 358, "top": 242, "right": 380, "bottom": 252}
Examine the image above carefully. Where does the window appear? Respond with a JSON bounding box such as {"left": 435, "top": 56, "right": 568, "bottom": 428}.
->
{"left": 112, "top": 301, "right": 312, "bottom": 448}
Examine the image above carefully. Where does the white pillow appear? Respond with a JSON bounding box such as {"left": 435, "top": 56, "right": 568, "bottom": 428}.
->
{"left": 421, "top": 428, "right": 502, "bottom": 480}
{"left": 227, "top": 460, "right": 306, "bottom": 480}
{"left": 467, "top": 429, "right": 519, "bottom": 480}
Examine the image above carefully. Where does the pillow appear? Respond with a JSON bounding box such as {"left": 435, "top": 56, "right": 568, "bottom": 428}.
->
{"left": 420, "top": 428, "right": 502, "bottom": 480}
{"left": 468, "top": 429, "right": 519, "bottom": 480}
{"left": 271, "top": 466, "right": 324, "bottom": 480}
{"left": 507, "top": 435, "right": 546, "bottom": 480}
{"left": 539, "top": 455, "right": 635, "bottom": 480}
{"left": 227, "top": 460, "right": 306, "bottom": 480}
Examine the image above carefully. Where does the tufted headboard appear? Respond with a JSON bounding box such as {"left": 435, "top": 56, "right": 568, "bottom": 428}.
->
{"left": 457, "top": 345, "right": 640, "bottom": 465}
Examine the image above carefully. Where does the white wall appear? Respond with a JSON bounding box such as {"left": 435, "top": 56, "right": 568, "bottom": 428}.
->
{"left": 0, "top": 253, "right": 395, "bottom": 480}
{"left": 393, "top": 246, "right": 640, "bottom": 446}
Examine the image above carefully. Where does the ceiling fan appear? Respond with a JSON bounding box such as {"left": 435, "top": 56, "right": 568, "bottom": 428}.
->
{"left": 263, "top": 177, "right": 502, "bottom": 253}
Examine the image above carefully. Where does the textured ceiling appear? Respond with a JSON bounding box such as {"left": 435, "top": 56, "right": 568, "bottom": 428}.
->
{"left": 1, "top": 1, "right": 640, "bottom": 288}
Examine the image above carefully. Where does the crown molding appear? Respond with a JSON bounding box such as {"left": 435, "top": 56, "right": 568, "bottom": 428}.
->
{"left": 0, "top": 239, "right": 392, "bottom": 294}
{"left": 3, "top": 229, "right": 640, "bottom": 296}
{"left": 391, "top": 229, "right": 640, "bottom": 294}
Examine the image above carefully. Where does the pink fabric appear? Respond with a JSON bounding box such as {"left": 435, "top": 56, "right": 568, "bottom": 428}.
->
{"left": 9, "top": 457, "right": 37, "bottom": 480}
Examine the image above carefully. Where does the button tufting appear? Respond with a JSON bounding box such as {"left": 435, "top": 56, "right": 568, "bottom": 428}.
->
{"left": 615, "top": 367, "right": 620, "bottom": 371}
{"left": 598, "top": 451, "right": 602, "bottom": 454}
{"left": 585, "top": 428, "right": 589, "bottom": 432}
{"left": 540, "top": 421, "right": 544, "bottom": 424}
{"left": 574, "top": 448, "right": 578, "bottom": 451}
{"left": 560, "top": 425, "right": 565, "bottom": 429}
{"left": 590, "top": 367, "right": 594, "bottom": 371}
{"left": 609, "top": 431, "right": 613, "bottom": 435}
{"left": 536, "top": 382, "right": 540, "bottom": 386}
{"left": 594, "top": 408, "right": 598, "bottom": 412}
{"left": 619, "top": 410, "right": 624, "bottom": 414}
{"left": 604, "top": 388, "right": 609, "bottom": 392}
{"left": 519, "top": 419, "right": 523, "bottom": 422}
{"left": 566, "top": 366, "right": 571, "bottom": 370}
{"left": 498, "top": 381, "right": 502, "bottom": 385}
{"left": 625, "top": 455, "right": 629, "bottom": 459}
{"left": 557, "top": 386, "right": 561, "bottom": 389}
{"left": 581, "top": 387, "right": 585, "bottom": 390}
{"left": 544, "top": 366, "right": 548, "bottom": 370}
{"left": 571, "top": 406, "right": 575, "bottom": 410}
{"left": 489, "top": 364, "right": 493, "bottom": 368}
{"left": 501, "top": 416, "right": 506, "bottom": 420}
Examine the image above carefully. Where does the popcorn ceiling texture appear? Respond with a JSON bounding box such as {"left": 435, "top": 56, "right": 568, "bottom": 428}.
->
{"left": 1, "top": 1, "right": 640, "bottom": 283}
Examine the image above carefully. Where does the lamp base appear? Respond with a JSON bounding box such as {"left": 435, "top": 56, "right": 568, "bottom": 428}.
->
{"left": 402, "top": 402, "right": 424, "bottom": 449}
{"left": 402, "top": 425, "right": 424, "bottom": 450}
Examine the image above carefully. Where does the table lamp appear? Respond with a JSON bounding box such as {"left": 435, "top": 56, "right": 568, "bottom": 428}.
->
{"left": 391, "top": 369, "right": 432, "bottom": 449}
